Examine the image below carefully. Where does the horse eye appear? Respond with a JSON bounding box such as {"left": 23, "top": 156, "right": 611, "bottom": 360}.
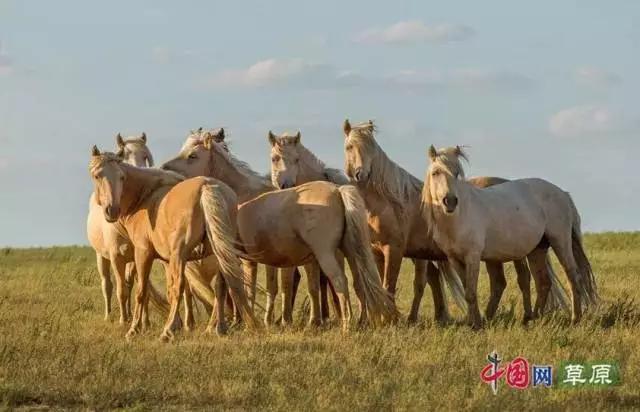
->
{"left": 432, "top": 170, "right": 440, "bottom": 176}
{"left": 272, "top": 156, "right": 280, "bottom": 163}
{"left": 188, "top": 153, "right": 198, "bottom": 159}
{"left": 346, "top": 144, "right": 352, "bottom": 151}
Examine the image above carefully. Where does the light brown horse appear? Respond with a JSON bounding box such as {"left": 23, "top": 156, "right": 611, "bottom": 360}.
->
{"left": 342, "top": 120, "right": 568, "bottom": 324}
{"left": 268, "top": 130, "right": 345, "bottom": 321}
{"left": 88, "top": 147, "right": 260, "bottom": 341}
{"left": 87, "top": 133, "right": 168, "bottom": 325}
{"left": 161, "top": 134, "right": 399, "bottom": 329}
{"left": 424, "top": 145, "right": 597, "bottom": 328}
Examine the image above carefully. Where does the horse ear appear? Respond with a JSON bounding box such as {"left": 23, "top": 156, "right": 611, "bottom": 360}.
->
{"left": 268, "top": 131, "right": 277, "bottom": 146}
{"left": 293, "top": 131, "right": 301, "bottom": 144}
{"left": 343, "top": 119, "right": 351, "bottom": 138}
{"left": 91, "top": 145, "right": 101, "bottom": 156}
{"left": 140, "top": 132, "right": 147, "bottom": 143}
{"left": 214, "top": 128, "right": 225, "bottom": 143}
{"left": 428, "top": 145, "right": 438, "bottom": 161}
{"left": 116, "top": 133, "right": 124, "bottom": 148}
{"left": 198, "top": 127, "right": 203, "bottom": 133}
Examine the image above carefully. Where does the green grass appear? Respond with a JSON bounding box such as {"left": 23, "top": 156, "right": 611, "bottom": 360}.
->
{"left": 1, "top": 233, "right": 639, "bottom": 410}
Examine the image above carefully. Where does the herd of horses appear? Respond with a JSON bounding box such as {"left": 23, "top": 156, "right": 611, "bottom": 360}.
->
{"left": 87, "top": 120, "right": 598, "bottom": 341}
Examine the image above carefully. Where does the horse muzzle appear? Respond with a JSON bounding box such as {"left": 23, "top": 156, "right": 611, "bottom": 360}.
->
{"left": 443, "top": 195, "right": 458, "bottom": 214}
{"left": 104, "top": 205, "right": 121, "bottom": 223}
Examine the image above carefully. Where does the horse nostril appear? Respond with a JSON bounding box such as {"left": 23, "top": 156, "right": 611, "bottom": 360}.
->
{"left": 443, "top": 195, "right": 458, "bottom": 211}
{"left": 354, "top": 169, "right": 362, "bottom": 181}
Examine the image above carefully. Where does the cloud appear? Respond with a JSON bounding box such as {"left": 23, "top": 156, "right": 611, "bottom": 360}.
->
{"left": 206, "top": 58, "right": 363, "bottom": 89}
{"left": 549, "top": 105, "right": 617, "bottom": 138}
{"left": 575, "top": 66, "right": 620, "bottom": 87}
{"left": 354, "top": 21, "right": 474, "bottom": 45}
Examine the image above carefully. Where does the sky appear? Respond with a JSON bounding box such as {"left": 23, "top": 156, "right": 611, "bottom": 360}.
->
{"left": 1, "top": 1, "right": 639, "bottom": 247}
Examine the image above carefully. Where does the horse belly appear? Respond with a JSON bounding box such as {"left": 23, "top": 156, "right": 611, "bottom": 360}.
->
{"left": 482, "top": 206, "right": 544, "bottom": 261}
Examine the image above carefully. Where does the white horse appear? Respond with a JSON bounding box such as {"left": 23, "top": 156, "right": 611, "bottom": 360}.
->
{"left": 423, "top": 145, "right": 597, "bottom": 328}
{"left": 87, "top": 133, "right": 167, "bottom": 324}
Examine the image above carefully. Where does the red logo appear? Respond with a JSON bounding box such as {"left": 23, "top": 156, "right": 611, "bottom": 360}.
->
{"left": 506, "top": 357, "right": 530, "bottom": 389}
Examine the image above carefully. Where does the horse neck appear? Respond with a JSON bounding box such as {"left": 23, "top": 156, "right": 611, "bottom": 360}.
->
{"left": 119, "top": 164, "right": 164, "bottom": 216}
{"left": 212, "top": 155, "right": 273, "bottom": 203}
{"left": 366, "top": 145, "right": 423, "bottom": 207}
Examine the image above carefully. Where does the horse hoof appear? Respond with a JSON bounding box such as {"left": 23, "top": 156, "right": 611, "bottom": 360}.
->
{"left": 159, "top": 330, "right": 174, "bottom": 342}
{"left": 216, "top": 324, "right": 228, "bottom": 337}
{"left": 125, "top": 329, "right": 138, "bottom": 340}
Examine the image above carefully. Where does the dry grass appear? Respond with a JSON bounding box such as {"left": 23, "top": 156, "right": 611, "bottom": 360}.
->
{"left": 0, "top": 232, "right": 639, "bottom": 410}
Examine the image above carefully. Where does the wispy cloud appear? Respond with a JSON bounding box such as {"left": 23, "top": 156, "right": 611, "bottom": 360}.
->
{"left": 385, "top": 68, "right": 533, "bottom": 93}
{"left": 354, "top": 21, "right": 474, "bottom": 45}
{"left": 549, "top": 105, "right": 617, "bottom": 138}
{"left": 206, "top": 58, "right": 362, "bottom": 89}
{"left": 575, "top": 66, "right": 621, "bottom": 87}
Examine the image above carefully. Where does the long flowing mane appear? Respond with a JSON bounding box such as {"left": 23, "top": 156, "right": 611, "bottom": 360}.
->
{"left": 347, "top": 122, "right": 423, "bottom": 209}
{"left": 272, "top": 134, "right": 349, "bottom": 185}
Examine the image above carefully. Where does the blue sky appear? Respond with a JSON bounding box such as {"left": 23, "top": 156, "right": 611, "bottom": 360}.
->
{"left": 1, "top": 1, "right": 639, "bottom": 246}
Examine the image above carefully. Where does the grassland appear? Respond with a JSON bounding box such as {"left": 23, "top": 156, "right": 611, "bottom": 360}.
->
{"left": 0, "top": 232, "right": 639, "bottom": 410}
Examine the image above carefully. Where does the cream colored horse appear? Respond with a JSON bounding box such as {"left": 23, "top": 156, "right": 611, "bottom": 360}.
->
{"left": 87, "top": 133, "right": 167, "bottom": 324}
{"left": 269, "top": 130, "right": 345, "bottom": 321}
{"left": 88, "top": 147, "right": 260, "bottom": 341}
{"left": 161, "top": 134, "right": 399, "bottom": 329}
{"left": 343, "top": 120, "right": 568, "bottom": 324}
{"left": 423, "top": 145, "right": 597, "bottom": 328}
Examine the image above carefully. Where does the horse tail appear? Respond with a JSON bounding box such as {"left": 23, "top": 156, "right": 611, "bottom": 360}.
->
{"left": 147, "top": 279, "right": 170, "bottom": 316}
{"left": 337, "top": 185, "right": 399, "bottom": 325}
{"left": 543, "top": 254, "right": 571, "bottom": 313}
{"left": 184, "top": 263, "right": 216, "bottom": 312}
{"left": 200, "top": 183, "right": 262, "bottom": 332}
{"left": 568, "top": 194, "right": 599, "bottom": 308}
{"left": 437, "top": 260, "right": 468, "bottom": 314}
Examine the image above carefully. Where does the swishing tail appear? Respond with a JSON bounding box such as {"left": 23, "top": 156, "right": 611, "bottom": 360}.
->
{"left": 200, "top": 183, "right": 262, "bottom": 331}
{"left": 338, "top": 185, "right": 399, "bottom": 325}
{"left": 437, "top": 260, "right": 468, "bottom": 314}
{"left": 543, "top": 255, "right": 571, "bottom": 313}
{"left": 568, "top": 195, "right": 599, "bottom": 308}
{"left": 184, "top": 263, "right": 216, "bottom": 313}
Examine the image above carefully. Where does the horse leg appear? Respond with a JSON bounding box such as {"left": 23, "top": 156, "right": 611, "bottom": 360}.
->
{"left": 484, "top": 262, "right": 506, "bottom": 321}
{"left": 126, "top": 249, "right": 153, "bottom": 339}
{"left": 408, "top": 259, "right": 427, "bottom": 324}
{"left": 264, "top": 265, "right": 278, "bottom": 327}
{"left": 319, "top": 272, "right": 330, "bottom": 320}
{"left": 513, "top": 259, "right": 533, "bottom": 324}
{"left": 315, "top": 253, "right": 352, "bottom": 331}
{"left": 290, "top": 267, "right": 302, "bottom": 311}
{"left": 280, "top": 267, "right": 297, "bottom": 326}
{"left": 208, "top": 273, "right": 228, "bottom": 335}
{"left": 527, "top": 247, "right": 551, "bottom": 317}
{"left": 326, "top": 252, "right": 344, "bottom": 320}
{"left": 96, "top": 253, "right": 112, "bottom": 321}
{"left": 425, "top": 260, "right": 450, "bottom": 325}
{"left": 547, "top": 233, "right": 582, "bottom": 324}
{"left": 160, "top": 254, "right": 186, "bottom": 342}
{"left": 110, "top": 255, "right": 130, "bottom": 325}
{"left": 183, "top": 281, "right": 195, "bottom": 332}
{"left": 304, "top": 262, "right": 322, "bottom": 327}
{"left": 453, "top": 256, "right": 482, "bottom": 329}
{"left": 382, "top": 245, "right": 403, "bottom": 302}
{"left": 124, "top": 262, "right": 136, "bottom": 319}
{"left": 343, "top": 253, "right": 367, "bottom": 326}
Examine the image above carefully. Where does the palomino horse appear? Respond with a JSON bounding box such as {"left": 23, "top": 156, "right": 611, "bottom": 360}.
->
{"left": 423, "top": 145, "right": 597, "bottom": 328}
{"left": 161, "top": 134, "right": 399, "bottom": 329}
{"left": 88, "top": 147, "right": 260, "bottom": 340}
{"left": 268, "top": 130, "right": 346, "bottom": 321}
{"left": 87, "top": 133, "right": 168, "bottom": 324}
{"left": 342, "top": 120, "right": 568, "bottom": 324}
{"left": 269, "top": 130, "right": 465, "bottom": 324}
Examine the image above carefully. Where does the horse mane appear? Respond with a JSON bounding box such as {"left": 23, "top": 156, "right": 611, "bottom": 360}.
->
{"left": 348, "top": 122, "right": 423, "bottom": 208}
{"left": 89, "top": 151, "right": 122, "bottom": 174}
{"left": 207, "top": 138, "right": 272, "bottom": 190}
{"left": 272, "top": 134, "right": 349, "bottom": 185}
{"left": 182, "top": 129, "right": 230, "bottom": 152}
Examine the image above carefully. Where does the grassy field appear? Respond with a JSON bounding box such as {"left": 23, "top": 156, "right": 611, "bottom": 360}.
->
{"left": 0, "top": 232, "right": 639, "bottom": 410}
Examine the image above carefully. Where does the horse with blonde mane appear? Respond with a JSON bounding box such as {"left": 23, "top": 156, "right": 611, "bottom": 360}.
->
{"left": 423, "top": 145, "right": 597, "bottom": 328}
{"left": 162, "top": 133, "right": 399, "bottom": 329}
{"left": 269, "top": 130, "right": 470, "bottom": 324}
{"left": 268, "top": 130, "right": 346, "bottom": 322}
{"left": 87, "top": 133, "right": 168, "bottom": 325}
{"left": 88, "top": 146, "right": 260, "bottom": 340}
{"left": 342, "top": 120, "right": 569, "bottom": 324}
